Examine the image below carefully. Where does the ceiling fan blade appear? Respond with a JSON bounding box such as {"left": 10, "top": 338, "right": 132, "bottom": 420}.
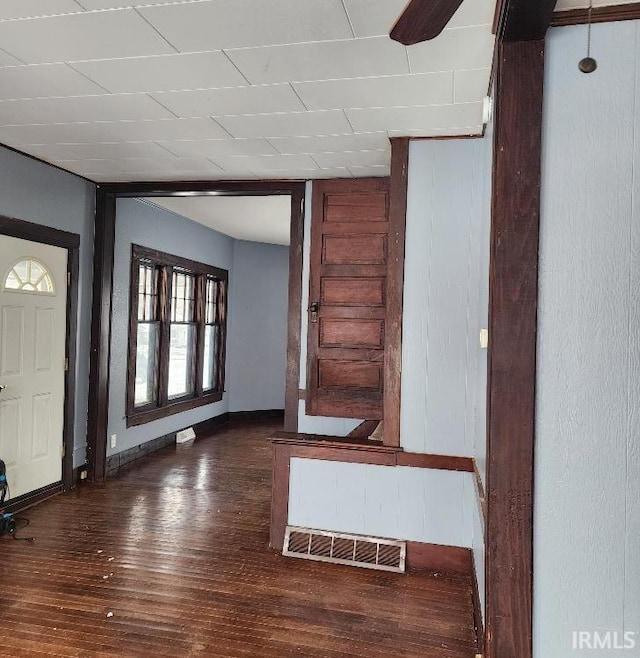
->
{"left": 390, "top": 0, "right": 465, "bottom": 45}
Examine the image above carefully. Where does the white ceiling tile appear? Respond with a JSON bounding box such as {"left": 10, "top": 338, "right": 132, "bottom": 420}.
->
{"left": 0, "top": 63, "right": 105, "bottom": 100}
{"left": 212, "top": 153, "right": 319, "bottom": 173}
{"left": 343, "top": 0, "right": 413, "bottom": 38}
{"left": 78, "top": 0, "right": 174, "bottom": 8}
{"left": 448, "top": 0, "right": 496, "bottom": 28}
{"left": 257, "top": 167, "right": 351, "bottom": 180}
{"left": 159, "top": 138, "right": 278, "bottom": 158}
{"left": 454, "top": 68, "right": 491, "bottom": 104}
{"left": 0, "top": 94, "right": 174, "bottom": 126}
{"left": 0, "top": 0, "right": 85, "bottom": 20}
{"left": 59, "top": 155, "right": 223, "bottom": 176}
{"left": 0, "top": 10, "right": 175, "bottom": 64}
{"left": 346, "top": 102, "right": 483, "bottom": 133}
{"left": 152, "top": 84, "right": 304, "bottom": 119}
{"left": 269, "top": 132, "right": 389, "bottom": 154}
{"left": 348, "top": 164, "right": 390, "bottom": 177}
{"left": 227, "top": 37, "right": 409, "bottom": 85}
{"left": 140, "top": 0, "right": 352, "bottom": 51}
{"left": 25, "top": 140, "right": 173, "bottom": 161}
{"left": 0, "top": 117, "right": 229, "bottom": 145}
{"left": 294, "top": 72, "right": 453, "bottom": 111}
{"left": 215, "top": 110, "right": 353, "bottom": 139}
{"left": 312, "top": 149, "right": 389, "bottom": 169}
{"left": 408, "top": 26, "right": 495, "bottom": 73}
{"left": 71, "top": 52, "right": 248, "bottom": 94}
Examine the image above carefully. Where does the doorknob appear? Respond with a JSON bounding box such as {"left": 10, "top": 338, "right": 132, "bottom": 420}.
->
{"left": 309, "top": 302, "right": 319, "bottom": 323}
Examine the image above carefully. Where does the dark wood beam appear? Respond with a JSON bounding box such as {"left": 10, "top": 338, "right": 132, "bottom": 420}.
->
{"left": 485, "top": 39, "right": 544, "bottom": 658}
{"left": 495, "top": 0, "right": 557, "bottom": 41}
{"left": 384, "top": 137, "right": 409, "bottom": 448}
{"left": 86, "top": 189, "right": 116, "bottom": 484}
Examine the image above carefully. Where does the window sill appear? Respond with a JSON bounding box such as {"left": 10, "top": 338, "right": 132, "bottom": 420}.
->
{"left": 126, "top": 391, "right": 223, "bottom": 428}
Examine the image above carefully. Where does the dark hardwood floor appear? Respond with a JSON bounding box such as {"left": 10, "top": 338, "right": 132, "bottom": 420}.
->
{"left": 0, "top": 420, "right": 478, "bottom": 657}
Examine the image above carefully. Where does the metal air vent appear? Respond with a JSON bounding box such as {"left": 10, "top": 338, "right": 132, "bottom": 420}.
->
{"left": 283, "top": 526, "right": 406, "bottom": 573}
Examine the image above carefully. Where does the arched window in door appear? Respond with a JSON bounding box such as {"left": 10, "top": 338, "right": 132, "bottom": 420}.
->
{"left": 4, "top": 258, "right": 55, "bottom": 294}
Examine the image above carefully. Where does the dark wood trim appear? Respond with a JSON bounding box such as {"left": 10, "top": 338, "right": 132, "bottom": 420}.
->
{"left": 485, "top": 39, "right": 543, "bottom": 658}
{"left": 0, "top": 481, "right": 63, "bottom": 516}
{"left": 383, "top": 138, "right": 409, "bottom": 448}
{"left": 495, "top": 0, "right": 557, "bottom": 41}
{"left": 396, "top": 452, "right": 474, "bottom": 472}
{"left": 228, "top": 409, "right": 285, "bottom": 422}
{"left": 270, "top": 441, "right": 291, "bottom": 551}
{"left": 125, "top": 244, "right": 228, "bottom": 428}
{"left": 87, "top": 181, "right": 306, "bottom": 485}
{"left": 472, "top": 555, "right": 485, "bottom": 655}
{"left": 63, "top": 242, "right": 80, "bottom": 491}
{"left": 551, "top": 3, "right": 640, "bottom": 26}
{"left": 270, "top": 431, "right": 402, "bottom": 453}
{"left": 347, "top": 419, "right": 380, "bottom": 439}
{"left": 0, "top": 214, "right": 80, "bottom": 494}
{"left": 107, "top": 412, "right": 231, "bottom": 476}
{"left": 284, "top": 188, "right": 305, "bottom": 432}
{"left": 87, "top": 189, "right": 115, "bottom": 484}
{"left": 405, "top": 542, "right": 472, "bottom": 574}
{"left": 192, "top": 412, "right": 231, "bottom": 436}
{"left": 0, "top": 215, "right": 80, "bottom": 249}
{"left": 474, "top": 460, "right": 487, "bottom": 533}
{"left": 99, "top": 181, "right": 306, "bottom": 197}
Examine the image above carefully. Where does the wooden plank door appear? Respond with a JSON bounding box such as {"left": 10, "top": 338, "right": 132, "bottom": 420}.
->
{"left": 306, "top": 178, "right": 390, "bottom": 419}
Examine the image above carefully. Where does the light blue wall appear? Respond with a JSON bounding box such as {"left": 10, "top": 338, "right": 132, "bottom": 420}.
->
{"left": 0, "top": 147, "right": 95, "bottom": 467}
{"left": 226, "top": 239, "right": 289, "bottom": 412}
{"left": 536, "top": 21, "right": 640, "bottom": 657}
{"left": 401, "top": 137, "right": 491, "bottom": 461}
{"left": 107, "top": 198, "right": 234, "bottom": 455}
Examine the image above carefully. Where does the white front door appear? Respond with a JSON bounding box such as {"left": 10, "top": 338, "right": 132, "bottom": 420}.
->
{"left": 0, "top": 235, "right": 67, "bottom": 500}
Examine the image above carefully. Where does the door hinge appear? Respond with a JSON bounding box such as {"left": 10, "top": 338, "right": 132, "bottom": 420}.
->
{"left": 64, "top": 357, "right": 69, "bottom": 371}
{"left": 61, "top": 443, "right": 66, "bottom": 458}
{"left": 67, "top": 271, "right": 71, "bottom": 286}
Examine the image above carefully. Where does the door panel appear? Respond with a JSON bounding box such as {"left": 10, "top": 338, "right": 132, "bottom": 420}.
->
{"left": 0, "top": 236, "right": 67, "bottom": 500}
{"left": 306, "top": 178, "right": 390, "bottom": 419}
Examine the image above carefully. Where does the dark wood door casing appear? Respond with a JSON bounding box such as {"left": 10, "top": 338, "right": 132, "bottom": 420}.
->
{"left": 306, "top": 178, "right": 390, "bottom": 420}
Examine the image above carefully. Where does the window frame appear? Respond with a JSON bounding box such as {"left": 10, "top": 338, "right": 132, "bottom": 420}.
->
{"left": 126, "top": 244, "right": 228, "bottom": 427}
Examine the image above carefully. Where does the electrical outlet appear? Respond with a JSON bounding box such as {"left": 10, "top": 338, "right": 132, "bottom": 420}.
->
{"left": 110, "top": 434, "right": 117, "bottom": 449}
{"left": 79, "top": 469, "right": 87, "bottom": 480}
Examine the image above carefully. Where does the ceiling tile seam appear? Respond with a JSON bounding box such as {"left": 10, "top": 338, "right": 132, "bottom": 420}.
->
{"left": 339, "top": 0, "right": 356, "bottom": 39}
{"left": 209, "top": 117, "right": 235, "bottom": 139}
{"left": 204, "top": 101, "right": 484, "bottom": 121}
{"left": 146, "top": 93, "right": 181, "bottom": 119}
{"left": 288, "top": 84, "right": 310, "bottom": 112}
{"left": 342, "top": 110, "right": 356, "bottom": 135}
{"left": 153, "top": 141, "right": 182, "bottom": 158}
{"left": 65, "top": 62, "right": 113, "bottom": 94}
{"left": 405, "top": 46, "right": 412, "bottom": 75}
{"left": 134, "top": 7, "right": 180, "bottom": 53}
{"left": 73, "top": 0, "right": 89, "bottom": 10}
{"left": 0, "top": 47, "right": 27, "bottom": 66}
{"left": 220, "top": 49, "right": 252, "bottom": 86}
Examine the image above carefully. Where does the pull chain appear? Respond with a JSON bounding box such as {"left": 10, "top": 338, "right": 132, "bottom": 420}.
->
{"left": 579, "top": 0, "right": 597, "bottom": 73}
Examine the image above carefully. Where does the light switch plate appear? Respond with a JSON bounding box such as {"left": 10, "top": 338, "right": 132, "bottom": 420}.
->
{"left": 480, "top": 328, "right": 489, "bottom": 349}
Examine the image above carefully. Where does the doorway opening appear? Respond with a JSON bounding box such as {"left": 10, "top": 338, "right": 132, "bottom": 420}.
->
{"left": 87, "top": 182, "right": 305, "bottom": 483}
